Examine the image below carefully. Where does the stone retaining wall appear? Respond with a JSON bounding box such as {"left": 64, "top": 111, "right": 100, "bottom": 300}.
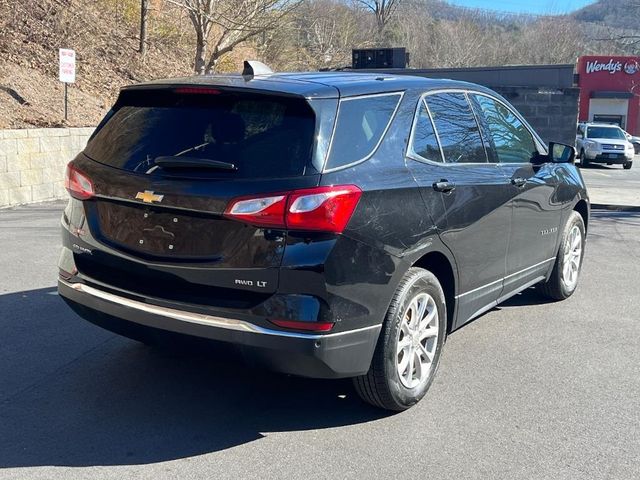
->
{"left": 0, "top": 127, "right": 94, "bottom": 208}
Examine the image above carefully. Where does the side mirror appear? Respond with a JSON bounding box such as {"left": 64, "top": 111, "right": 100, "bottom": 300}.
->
{"left": 549, "top": 142, "right": 576, "bottom": 164}
{"left": 576, "top": 133, "right": 583, "bottom": 140}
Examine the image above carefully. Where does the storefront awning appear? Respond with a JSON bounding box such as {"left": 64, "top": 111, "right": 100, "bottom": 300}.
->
{"left": 590, "top": 91, "right": 634, "bottom": 99}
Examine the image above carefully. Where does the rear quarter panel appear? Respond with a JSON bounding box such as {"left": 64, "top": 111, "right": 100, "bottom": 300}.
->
{"left": 303, "top": 90, "right": 457, "bottom": 330}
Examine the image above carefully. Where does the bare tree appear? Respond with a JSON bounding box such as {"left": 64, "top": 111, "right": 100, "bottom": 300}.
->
{"left": 139, "top": 0, "right": 150, "bottom": 56}
{"left": 603, "top": 2, "right": 640, "bottom": 53}
{"left": 517, "top": 17, "right": 586, "bottom": 64}
{"left": 257, "top": 0, "right": 373, "bottom": 71}
{"left": 302, "top": 0, "right": 370, "bottom": 67}
{"left": 355, "top": 0, "right": 400, "bottom": 41}
{"left": 170, "top": 0, "right": 302, "bottom": 74}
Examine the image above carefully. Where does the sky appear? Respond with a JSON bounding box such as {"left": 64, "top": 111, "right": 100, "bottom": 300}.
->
{"left": 447, "top": 0, "right": 596, "bottom": 15}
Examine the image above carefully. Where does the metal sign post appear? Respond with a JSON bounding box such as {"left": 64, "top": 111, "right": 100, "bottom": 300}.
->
{"left": 59, "top": 48, "right": 76, "bottom": 121}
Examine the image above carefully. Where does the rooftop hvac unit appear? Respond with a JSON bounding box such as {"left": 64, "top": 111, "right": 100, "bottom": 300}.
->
{"left": 352, "top": 48, "right": 408, "bottom": 69}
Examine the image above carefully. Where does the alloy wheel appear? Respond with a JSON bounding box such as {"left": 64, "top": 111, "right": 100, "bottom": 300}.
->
{"left": 396, "top": 292, "right": 439, "bottom": 389}
{"left": 562, "top": 225, "right": 583, "bottom": 290}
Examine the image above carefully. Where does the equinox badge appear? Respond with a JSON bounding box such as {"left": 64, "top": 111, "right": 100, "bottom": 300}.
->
{"left": 135, "top": 190, "right": 164, "bottom": 204}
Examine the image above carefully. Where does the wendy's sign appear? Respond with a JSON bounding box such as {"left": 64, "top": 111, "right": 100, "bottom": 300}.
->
{"left": 584, "top": 58, "right": 639, "bottom": 75}
{"left": 585, "top": 59, "right": 622, "bottom": 75}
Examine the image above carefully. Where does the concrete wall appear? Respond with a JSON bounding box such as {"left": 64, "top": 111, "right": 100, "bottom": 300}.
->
{"left": 0, "top": 127, "right": 94, "bottom": 208}
{"left": 365, "top": 66, "right": 581, "bottom": 146}
{"left": 492, "top": 87, "right": 580, "bottom": 146}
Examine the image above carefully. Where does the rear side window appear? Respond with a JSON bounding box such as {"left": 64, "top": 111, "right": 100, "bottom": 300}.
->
{"left": 83, "top": 90, "right": 316, "bottom": 179}
{"left": 473, "top": 94, "right": 537, "bottom": 164}
{"left": 425, "top": 92, "right": 487, "bottom": 164}
{"left": 325, "top": 93, "right": 402, "bottom": 170}
{"left": 410, "top": 100, "right": 443, "bottom": 163}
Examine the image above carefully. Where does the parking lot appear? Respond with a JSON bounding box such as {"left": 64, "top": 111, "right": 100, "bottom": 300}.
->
{"left": 580, "top": 160, "right": 640, "bottom": 207}
{"left": 0, "top": 196, "right": 638, "bottom": 480}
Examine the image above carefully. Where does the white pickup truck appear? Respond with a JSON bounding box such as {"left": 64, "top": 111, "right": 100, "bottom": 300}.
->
{"left": 576, "top": 122, "right": 634, "bottom": 170}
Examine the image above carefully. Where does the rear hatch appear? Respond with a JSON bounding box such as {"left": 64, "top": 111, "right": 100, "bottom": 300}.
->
{"left": 70, "top": 85, "right": 331, "bottom": 309}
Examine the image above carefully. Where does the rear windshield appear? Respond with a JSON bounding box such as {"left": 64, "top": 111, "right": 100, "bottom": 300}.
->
{"left": 84, "top": 89, "right": 317, "bottom": 179}
{"left": 586, "top": 126, "right": 625, "bottom": 140}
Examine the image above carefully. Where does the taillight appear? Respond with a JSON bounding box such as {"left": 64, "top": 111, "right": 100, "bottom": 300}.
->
{"left": 286, "top": 186, "right": 361, "bottom": 232}
{"left": 224, "top": 185, "right": 362, "bottom": 233}
{"left": 224, "top": 194, "right": 287, "bottom": 227}
{"left": 65, "top": 164, "right": 94, "bottom": 200}
{"left": 270, "top": 319, "right": 335, "bottom": 332}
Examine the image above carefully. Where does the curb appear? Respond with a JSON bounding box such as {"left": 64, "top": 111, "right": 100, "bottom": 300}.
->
{"left": 591, "top": 203, "right": 640, "bottom": 212}
{"left": 0, "top": 199, "right": 67, "bottom": 210}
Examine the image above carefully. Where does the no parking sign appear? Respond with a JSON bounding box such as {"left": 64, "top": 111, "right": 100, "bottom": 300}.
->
{"left": 59, "top": 48, "right": 76, "bottom": 83}
{"left": 59, "top": 48, "right": 75, "bottom": 120}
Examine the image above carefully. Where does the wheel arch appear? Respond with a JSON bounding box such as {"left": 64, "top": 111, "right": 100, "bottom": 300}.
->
{"left": 412, "top": 250, "right": 457, "bottom": 334}
{"left": 573, "top": 199, "right": 589, "bottom": 233}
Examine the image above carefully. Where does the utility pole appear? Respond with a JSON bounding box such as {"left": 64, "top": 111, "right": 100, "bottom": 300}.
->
{"left": 139, "top": 0, "right": 150, "bottom": 56}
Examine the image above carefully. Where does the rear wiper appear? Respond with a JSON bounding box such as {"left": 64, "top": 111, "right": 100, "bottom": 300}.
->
{"left": 149, "top": 156, "right": 237, "bottom": 172}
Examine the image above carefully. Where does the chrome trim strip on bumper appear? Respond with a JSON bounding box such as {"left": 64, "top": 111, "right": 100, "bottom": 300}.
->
{"left": 59, "top": 280, "right": 381, "bottom": 340}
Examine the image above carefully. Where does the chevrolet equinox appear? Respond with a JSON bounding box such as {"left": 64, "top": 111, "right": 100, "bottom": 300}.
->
{"left": 58, "top": 68, "right": 589, "bottom": 411}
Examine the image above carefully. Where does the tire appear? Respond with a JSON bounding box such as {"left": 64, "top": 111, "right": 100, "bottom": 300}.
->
{"left": 579, "top": 150, "right": 590, "bottom": 168}
{"left": 624, "top": 161, "right": 632, "bottom": 170}
{"left": 539, "top": 211, "right": 586, "bottom": 301}
{"left": 353, "top": 267, "right": 446, "bottom": 411}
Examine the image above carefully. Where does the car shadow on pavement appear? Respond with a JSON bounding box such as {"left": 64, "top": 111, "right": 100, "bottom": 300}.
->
{"left": 0, "top": 287, "right": 387, "bottom": 469}
{"left": 497, "top": 287, "right": 557, "bottom": 308}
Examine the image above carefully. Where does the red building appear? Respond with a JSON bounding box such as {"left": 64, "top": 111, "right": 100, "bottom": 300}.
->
{"left": 577, "top": 55, "right": 640, "bottom": 135}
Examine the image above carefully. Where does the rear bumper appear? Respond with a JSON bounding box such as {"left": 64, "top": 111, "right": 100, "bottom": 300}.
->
{"left": 58, "top": 279, "right": 381, "bottom": 379}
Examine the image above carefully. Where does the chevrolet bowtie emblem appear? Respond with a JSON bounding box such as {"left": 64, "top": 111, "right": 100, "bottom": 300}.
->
{"left": 135, "top": 190, "right": 164, "bottom": 204}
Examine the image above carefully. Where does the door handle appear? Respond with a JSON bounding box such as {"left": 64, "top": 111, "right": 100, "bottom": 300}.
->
{"left": 511, "top": 177, "right": 527, "bottom": 188}
{"left": 432, "top": 180, "right": 456, "bottom": 193}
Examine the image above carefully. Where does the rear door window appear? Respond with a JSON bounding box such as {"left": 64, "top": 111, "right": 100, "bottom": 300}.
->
{"left": 424, "top": 92, "right": 487, "bottom": 164}
{"left": 83, "top": 90, "right": 316, "bottom": 179}
{"left": 325, "top": 93, "right": 402, "bottom": 170}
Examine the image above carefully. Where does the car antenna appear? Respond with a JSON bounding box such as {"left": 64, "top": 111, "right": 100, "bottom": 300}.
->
{"left": 242, "top": 60, "right": 273, "bottom": 81}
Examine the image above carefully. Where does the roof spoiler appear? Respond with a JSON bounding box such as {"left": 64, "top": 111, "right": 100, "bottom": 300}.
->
{"left": 242, "top": 60, "right": 273, "bottom": 80}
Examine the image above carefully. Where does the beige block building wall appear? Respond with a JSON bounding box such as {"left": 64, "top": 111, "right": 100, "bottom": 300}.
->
{"left": 0, "top": 127, "right": 95, "bottom": 208}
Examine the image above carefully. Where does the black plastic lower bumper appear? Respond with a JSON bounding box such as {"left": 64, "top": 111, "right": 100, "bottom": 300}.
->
{"left": 591, "top": 154, "right": 632, "bottom": 165}
{"left": 58, "top": 279, "right": 380, "bottom": 379}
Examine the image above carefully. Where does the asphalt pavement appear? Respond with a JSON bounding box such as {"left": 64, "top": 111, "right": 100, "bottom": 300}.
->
{"left": 0, "top": 202, "right": 639, "bottom": 480}
{"left": 580, "top": 157, "right": 640, "bottom": 207}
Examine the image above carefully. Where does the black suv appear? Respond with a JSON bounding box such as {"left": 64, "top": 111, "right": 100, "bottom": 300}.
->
{"left": 58, "top": 70, "right": 589, "bottom": 411}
